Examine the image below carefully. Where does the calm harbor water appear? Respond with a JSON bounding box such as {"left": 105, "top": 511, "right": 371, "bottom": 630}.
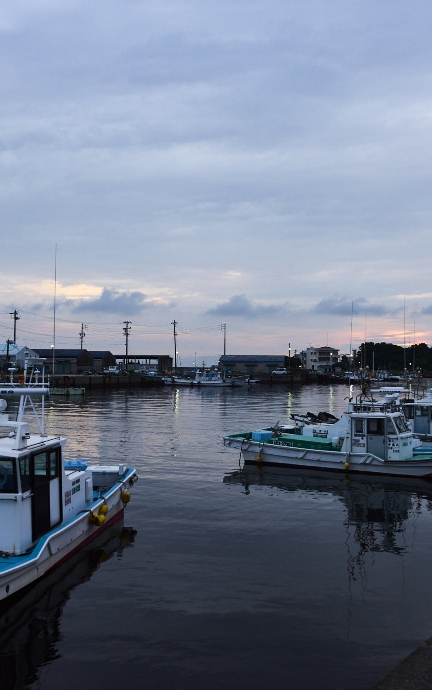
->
{"left": 2, "top": 383, "right": 432, "bottom": 689}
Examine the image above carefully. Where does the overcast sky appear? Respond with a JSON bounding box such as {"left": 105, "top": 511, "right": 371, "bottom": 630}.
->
{"left": 1, "top": 0, "right": 432, "bottom": 365}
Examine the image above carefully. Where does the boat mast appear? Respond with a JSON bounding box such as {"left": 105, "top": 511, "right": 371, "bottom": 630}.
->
{"left": 52, "top": 244, "right": 57, "bottom": 376}
{"left": 403, "top": 295, "right": 406, "bottom": 375}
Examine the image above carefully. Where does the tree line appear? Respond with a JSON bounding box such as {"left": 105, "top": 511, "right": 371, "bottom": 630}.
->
{"left": 346, "top": 342, "right": 432, "bottom": 373}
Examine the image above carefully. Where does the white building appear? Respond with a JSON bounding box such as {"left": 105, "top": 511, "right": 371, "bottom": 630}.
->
{"left": 300, "top": 346, "right": 339, "bottom": 371}
{"left": 0, "top": 344, "right": 40, "bottom": 368}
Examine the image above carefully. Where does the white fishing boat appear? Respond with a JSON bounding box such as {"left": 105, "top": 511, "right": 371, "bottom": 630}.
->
{"left": 191, "top": 370, "right": 238, "bottom": 387}
{"left": 223, "top": 388, "right": 432, "bottom": 478}
{"left": 0, "top": 360, "right": 138, "bottom": 601}
{"left": 162, "top": 375, "right": 195, "bottom": 386}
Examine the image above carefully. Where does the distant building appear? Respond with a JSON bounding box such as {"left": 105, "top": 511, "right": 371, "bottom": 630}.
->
{"left": 36, "top": 349, "right": 96, "bottom": 374}
{"left": 219, "top": 355, "right": 288, "bottom": 375}
{"left": 87, "top": 351, "right": 117, "bottom": 372}
{"left": 0, "top": 343, "right": 40, "bottom": 368}
{"left": 299, "top": 346, "right": 339, "bottom": 371}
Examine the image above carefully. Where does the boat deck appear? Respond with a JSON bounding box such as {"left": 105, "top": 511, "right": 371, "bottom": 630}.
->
{"left": 225, "top": 431, "right": 342, "bottom": 452}
{"left": 225, "top": 432, "right": 432, "bottom": 463}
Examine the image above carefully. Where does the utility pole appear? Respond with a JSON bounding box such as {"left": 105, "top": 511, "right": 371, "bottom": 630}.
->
{"left": 123, "top": 321, "right": 132, "bottom": 371}
{"left": 171, "top": 320, "right": 178, "bottom": 370}
{"left": 9, "top": 309, "right": 20, "bottom": 343}
{"left": 6, "top": 338, "right": 13, "bottom": 362}
{"left": 220, "top": 323, "right": 226, "bottom": 355}
{"left": 79, "top": 323, "right": 88, "bottom": 350}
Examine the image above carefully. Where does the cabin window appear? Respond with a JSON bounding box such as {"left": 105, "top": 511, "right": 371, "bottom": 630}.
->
{"left": 386, "top": 418, "right": 397, "bottom": 434}
{"left": 0, "top": 458, "right": 18, "bottom": 494}
{"left": 394, "top": 415, "right": 409, "bottom": 433}
{"left": 367, "top": 418, "right": 384, "bottom": 435}
{"left": 404, "top": 406, "right": 414, "bottom": 420}
{"left": 33, "top": 451, "right": 49, "bottom": 485}
{"left": 354, "top": 419, "right": 364, "bottom": 435}
{"left": 19, "top": 456, "right": 31, "bottom": 492}
{"left": 49, "top": 449, "right": 60, "bottom": 478}
{"left": 19, "top": 447, "right": 60, "bottom": 492}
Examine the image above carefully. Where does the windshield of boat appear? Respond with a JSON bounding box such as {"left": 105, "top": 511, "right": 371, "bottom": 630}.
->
{"left": 0, "top": 458, "right": 18, "bottom": 493}
{"left": 393, "top": 414, "right": 410, "bottom": 433}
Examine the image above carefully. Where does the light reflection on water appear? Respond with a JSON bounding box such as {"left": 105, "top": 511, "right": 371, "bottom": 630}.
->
{"left": 2, "top": 383, "right": 432, "bottom": 689}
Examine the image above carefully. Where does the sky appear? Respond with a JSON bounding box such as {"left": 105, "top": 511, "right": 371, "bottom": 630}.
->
{"left": 1, "top": 0, "right": 432, "bottom": 366}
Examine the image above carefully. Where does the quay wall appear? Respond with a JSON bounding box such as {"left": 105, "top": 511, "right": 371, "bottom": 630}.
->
{"left": 49, "top": 370, "right": 345, "bottom": 391}
{"left": 50, "top": 374, "right": 164, "bottom": 390}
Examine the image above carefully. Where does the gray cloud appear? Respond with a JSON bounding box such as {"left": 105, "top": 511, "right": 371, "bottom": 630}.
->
{"left": 2, "top": 1, "right": 432, "bottom": 359}
{"left": 71, "top": 288, "right": 152, "bottom": 316}
{"left": 206, "top": 294, "right": 288, "bottom": 319}
{"left": 312, "top": 296, "right": 390, "bottom": 317}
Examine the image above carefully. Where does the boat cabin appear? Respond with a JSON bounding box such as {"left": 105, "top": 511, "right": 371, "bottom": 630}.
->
{"left": 403, "top": 391, "right": 432, "bottom": 437}
{"left": 348, "top": 410, "right": 413, "bottom": 460}
{"left": 0, "top": 383, "right": 96, "bottom": 556}
{"left": 296, "top": 394, "right": 413, "bottom": 461}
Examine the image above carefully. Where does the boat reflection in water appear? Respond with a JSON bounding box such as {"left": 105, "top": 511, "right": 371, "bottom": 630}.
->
{"left": 0, "top": 522, "right": 136, "bottom": 690}
{"left": 223, "top": 466, "right": 432, "bottom": 563}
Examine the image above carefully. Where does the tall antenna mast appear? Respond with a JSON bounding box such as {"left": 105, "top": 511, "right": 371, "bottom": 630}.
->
{"left": 413, "top": 319, "right": 416, "bottom": 373}
{"left": 403, "top": 296, "right": 406, "bottom": 374}
{"left": 53, "top": 244, "right": 57, "bottom": 375}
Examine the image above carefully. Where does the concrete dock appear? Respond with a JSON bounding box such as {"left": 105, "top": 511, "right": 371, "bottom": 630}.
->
{"left": 371, "top": 637, "right": 432, "bottom": 689}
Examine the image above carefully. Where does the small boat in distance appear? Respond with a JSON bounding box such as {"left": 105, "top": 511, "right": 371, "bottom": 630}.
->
{"left": 223, "top": 387, "right": 432, "bottom": 478}
{"left": 162, "top": 375, "right": 195, "bottom": 386}
{"left": 0, "top": 359, "right": 138, "bottom": 601}
{"left": 163, "top": 367, "right": 242, "bottom": 387}
{"left": 191, "top": 369, "right": 238, "bottom": 387}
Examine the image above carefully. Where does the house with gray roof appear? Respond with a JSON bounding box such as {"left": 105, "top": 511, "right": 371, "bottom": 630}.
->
{"left": 219, "top": 355, "right": 288, "bottom": 375}
{"left": 0, "top": 343, "right": 40, "bottom": 369}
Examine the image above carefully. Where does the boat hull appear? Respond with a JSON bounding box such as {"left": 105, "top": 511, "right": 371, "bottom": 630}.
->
{"left": 224, "top": 437, "right": 432, "bottom": 478}
{"left": 0, "top": 471, "right": 136, "bottom": 601}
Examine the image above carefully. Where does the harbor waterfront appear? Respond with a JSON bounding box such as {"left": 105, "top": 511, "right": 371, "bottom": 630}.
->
{"left": 3, "top": 383, "right": 432, "bottom": 689}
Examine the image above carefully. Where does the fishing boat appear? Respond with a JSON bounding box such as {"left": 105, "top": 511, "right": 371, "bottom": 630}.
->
{"left": 223, "top": 388, "right": 432, "bottom": 478}
{"left": 191, "top": 370, "right": 238, "bottom": 387}
{"left": 162, "top": 375, "right": 195, "bottom": 386}
{"left": 0, "top": 360, "right": 138, "bottom": 601}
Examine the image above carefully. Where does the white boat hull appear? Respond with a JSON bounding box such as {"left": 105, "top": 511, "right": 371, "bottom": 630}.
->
{"left": 0, "top": 473, "right": 134, "bottom": 601}
{"left": 224, "top": 437, "right": 432, "bottom": 478}
{"left": 191, "top": 380, "right": 235, "bottom": 387}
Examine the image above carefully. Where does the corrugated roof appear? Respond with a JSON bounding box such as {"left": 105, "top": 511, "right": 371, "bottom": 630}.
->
{"left": 36, "top": 349, "right": 91, "bottom": 358}
{"left": 219, "top": 355, "right": 286, "bottom": 363}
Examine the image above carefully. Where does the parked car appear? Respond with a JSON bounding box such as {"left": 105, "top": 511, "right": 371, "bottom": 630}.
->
{"left": 272, "top": 368, "right": 287, "bottom": 375}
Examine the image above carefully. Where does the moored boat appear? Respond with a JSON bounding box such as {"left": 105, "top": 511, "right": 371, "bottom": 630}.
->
{"left": 223, "top": 389, "right": 432, "bottom": 478}
{"left": 162, "top": 375, "right": 195, "bottom": 386}
{"left": 0, "top": 360, "right": 138, "bottom": 601}
{"left": 191, "top": 370, "right": 238, "bottom": 387}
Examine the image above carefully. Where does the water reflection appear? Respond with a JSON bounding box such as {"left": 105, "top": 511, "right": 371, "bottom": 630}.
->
{"left": 224, "top": 466, "right": 432, "bottom": 568}
{"left": 0, "top": 523, "right": 136, "bottom": 690}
